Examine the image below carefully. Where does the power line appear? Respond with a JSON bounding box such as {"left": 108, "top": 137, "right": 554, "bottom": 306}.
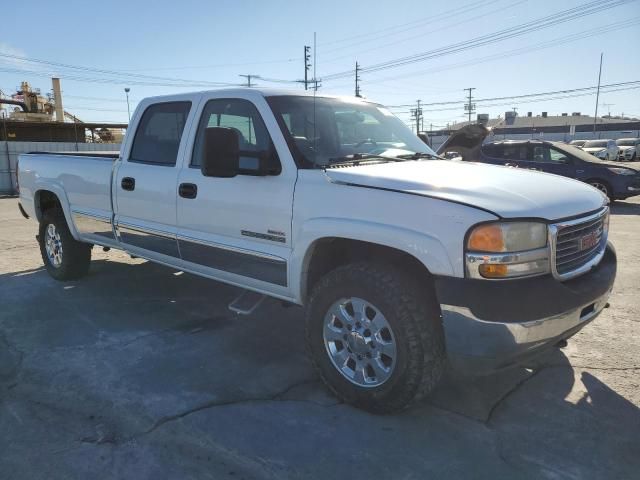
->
{"left": 319, "top": 0, "right": 488, "bottom": 50}
{"left": 319, "top": 0, "right": 521, "bottom": 65}
{"left": 345, "top": 17, "right": 640, "bottom": 87}
{"left": 322, "top": 0, "right": 635, "bottom": 81}
{"left": 386, "top": 81, "right": 640, "bottom": 108}
{"left": 0, "top": 52, "right": 238, "bottom": 87}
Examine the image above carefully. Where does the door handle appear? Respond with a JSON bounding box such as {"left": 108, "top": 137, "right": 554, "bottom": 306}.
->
{"left": 178, "top": 183, "right": 198, "bottom": 199}
{"left": 121, "top": 177, "right": 135, "bottom": 191}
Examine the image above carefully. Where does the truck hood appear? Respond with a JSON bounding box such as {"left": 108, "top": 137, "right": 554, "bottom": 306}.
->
{"left": 325, "top": 160, "right": 606, "bottom": 220}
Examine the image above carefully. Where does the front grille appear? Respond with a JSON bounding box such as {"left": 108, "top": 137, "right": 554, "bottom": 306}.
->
{"left": 553, "top": 210, "right": 607, "bottom": 278}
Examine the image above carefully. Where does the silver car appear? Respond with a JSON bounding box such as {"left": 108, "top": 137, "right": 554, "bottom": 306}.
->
{"left": 616, "top": 138, "right": 640, "bottom": 161}
{"left": 582, "top": 139, "right": 618, "bottom": 161}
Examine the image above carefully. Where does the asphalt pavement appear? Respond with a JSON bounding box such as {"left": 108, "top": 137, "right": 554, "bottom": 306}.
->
{"left": 1, "top": 196, "right": 639, "bottom": 480}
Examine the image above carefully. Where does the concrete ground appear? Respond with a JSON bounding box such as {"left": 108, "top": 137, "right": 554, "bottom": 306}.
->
{"left": 1, "top": 195, "right": 639, "bottom": 480}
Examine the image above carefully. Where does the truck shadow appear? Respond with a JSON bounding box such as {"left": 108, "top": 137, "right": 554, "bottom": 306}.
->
{"left": 1, "top": 258, "right": 638, "bottom": 478}
{"left": 610, "top": 200, "right": 640, "bottom": 216}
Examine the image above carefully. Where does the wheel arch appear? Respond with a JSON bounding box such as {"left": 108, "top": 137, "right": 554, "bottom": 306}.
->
{"left": 33, "top": 187, "right": 80, "bottom": 239}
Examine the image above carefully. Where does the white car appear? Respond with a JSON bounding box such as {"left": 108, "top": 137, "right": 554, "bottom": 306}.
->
{"left": 16, "top": 88, "right": 616, "bottom": 413}
{"left": 569, "top": 139, "right": 586, "bottom": 149}
{"left": 582, "top": 139, "right": 618, "bottom": 161}
{"left": 616, "top": 138, "right": 640, "bottom": 161}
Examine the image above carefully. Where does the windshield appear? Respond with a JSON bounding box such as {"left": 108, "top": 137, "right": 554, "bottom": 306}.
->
{"left": 616, "top": 139, "right": 636, "bottom": 146}
{"left": 583, "top": 140, "right": 608, "bottom": 148}
{"left": 266, "top": 95, "right": 437, "bottom": 168}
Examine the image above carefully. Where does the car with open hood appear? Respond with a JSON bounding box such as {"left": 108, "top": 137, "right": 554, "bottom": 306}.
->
{"left": 438, "top": 124, "right": 640, "bottom": 200}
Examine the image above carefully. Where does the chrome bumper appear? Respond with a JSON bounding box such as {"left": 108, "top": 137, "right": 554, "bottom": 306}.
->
{"left": 441, "top": 288, "right": 611, "bottom": 373}
{"left": 435, "top": 243, "right": 616, "bottom": 374}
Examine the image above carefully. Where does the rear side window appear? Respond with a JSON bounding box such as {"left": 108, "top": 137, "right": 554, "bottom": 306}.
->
{"left": 482, "top": 143, "right": 527, "bottom": 160}
{"left": 129, "top": 102, "right": 191, "bottom": 166}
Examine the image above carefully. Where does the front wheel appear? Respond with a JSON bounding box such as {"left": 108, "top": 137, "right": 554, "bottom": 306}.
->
{"left": 587, "top": 180, "right": 612, "bottom": 200}
{"left": 305, "top": 262, "right": 445, "bottom": 413}
{"left": 38, "top": 211, "right": 92, "bottom": 280}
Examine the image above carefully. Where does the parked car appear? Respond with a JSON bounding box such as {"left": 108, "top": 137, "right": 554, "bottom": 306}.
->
{"left": 438, "top": 126, "right": 640, "bottom": 201}
{"left": 616, "top": 138, "right": 640, "bottom": 161}
{"left": 569, "top": 139, "right": 586, "bottom": 148}
{"left": 582, "top": 139, "right": 618, "bottom": 161}
{"left": 18, "top": 90, "right": 616, "bottom": 413}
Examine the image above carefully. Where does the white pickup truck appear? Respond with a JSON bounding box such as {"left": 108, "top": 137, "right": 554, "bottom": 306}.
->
{"left": 17, "top": 89, "right": 616, "bottom": 412}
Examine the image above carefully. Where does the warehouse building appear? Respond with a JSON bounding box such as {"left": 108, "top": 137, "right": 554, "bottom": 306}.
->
{"left": 428, "top": 111, "right": 640, "bottom": 150}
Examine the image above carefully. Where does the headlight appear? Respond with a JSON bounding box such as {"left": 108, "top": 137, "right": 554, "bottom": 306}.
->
{"left": 608, "top": 167, "right": 636, "bottom": 175}
{"left": 466, "top": 222, "right": 549, "bottom": 279}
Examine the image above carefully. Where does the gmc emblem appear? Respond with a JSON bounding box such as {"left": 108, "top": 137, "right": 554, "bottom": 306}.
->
{"left": 580, "top": 231, "right": 599, "bottom": 251}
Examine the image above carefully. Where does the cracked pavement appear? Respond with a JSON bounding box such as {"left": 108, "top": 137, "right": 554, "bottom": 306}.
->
{"left": 1, "top": 197, "right": 639, "bottom": 479}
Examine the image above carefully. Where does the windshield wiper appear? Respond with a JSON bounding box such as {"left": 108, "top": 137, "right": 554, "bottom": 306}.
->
{"left": 325, "top": 153, "right": 404, "bottom": 167}
{"left": 394, "top": 152, "right": 444, "bottom": 160}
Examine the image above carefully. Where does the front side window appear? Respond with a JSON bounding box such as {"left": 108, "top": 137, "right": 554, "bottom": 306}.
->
{"left": 192, "top": 98, "right": 279, "bottom": 173}
{"left": 129, "top": 102, "right": 191, "bottom": 166}
{"left": 502, "top": 144, "right": 528, "bottom": 160}
{"left": 267, "top": 95, "right": 437, "bottom": 168}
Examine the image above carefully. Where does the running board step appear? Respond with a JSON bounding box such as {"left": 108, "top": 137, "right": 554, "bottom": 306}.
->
{"left": 228, "top": 290, "right": 266, "bottom": 315}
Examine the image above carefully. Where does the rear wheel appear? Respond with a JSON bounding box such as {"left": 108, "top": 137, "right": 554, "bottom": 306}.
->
{"left": 305, "top": 262, "right": 445, "bottom": 413}
{"left": 38, "top": 211, "right": 92, "bottom": 280}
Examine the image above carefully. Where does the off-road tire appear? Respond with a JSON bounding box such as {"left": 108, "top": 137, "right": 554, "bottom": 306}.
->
{"left": 305, "top": 262, "right": 446, "bottom": 413}
{"left": 38, "top": 211, "right": 92, "bottom": 280}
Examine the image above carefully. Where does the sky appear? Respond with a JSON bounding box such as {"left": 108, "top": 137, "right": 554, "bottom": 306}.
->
{"left": 1, "top": 0, "right": 639, "bottom": 129}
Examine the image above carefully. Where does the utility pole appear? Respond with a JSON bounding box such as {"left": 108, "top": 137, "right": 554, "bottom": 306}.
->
{"left": 464, "top": 87, "right": 476, "bottom": 123}
{"left": 239, "top": 74, "right": 255, "bottom": 87}
{"left": 411, "top": 100, "right": 423, "bottom": 135}
{"left": 593, "top": 52, "right": 603, "bottom": 135}
{"left": 313, "top": 32, "right": 318, "bottom": 92}
{"left": 355, "top": 62, "right": 362, "bottom": 97}
{"left": 304, "top": 46, "right": 311, "bottom": 90}
{"left": 512, "top": 107, "right": 518, "bottom": 114}
{"left": 124, "top": 88, "right": 131, "bottom": 123}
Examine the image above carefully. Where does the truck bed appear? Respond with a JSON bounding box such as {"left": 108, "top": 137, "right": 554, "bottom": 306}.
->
{"left": 18, "top": 152, "right": 116, "bottom": 245}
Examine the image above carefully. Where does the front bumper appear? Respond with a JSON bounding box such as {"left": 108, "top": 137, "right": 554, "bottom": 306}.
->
{"left": 434, "top": 243, "right": 616, "bottom": 373}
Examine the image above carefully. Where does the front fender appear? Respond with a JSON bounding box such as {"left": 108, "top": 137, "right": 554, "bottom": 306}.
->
{"left": 290, "top": 217, "right": 455, "bottom": 304}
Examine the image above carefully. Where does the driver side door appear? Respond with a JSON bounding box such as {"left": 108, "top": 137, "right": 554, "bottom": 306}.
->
{"left": 175, "top": 96, "right": 296, "bottom": 296}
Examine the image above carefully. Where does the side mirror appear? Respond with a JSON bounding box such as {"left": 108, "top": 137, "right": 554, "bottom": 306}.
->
{"left": 202, "top": 127, "right": 240, "bottom": 178}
